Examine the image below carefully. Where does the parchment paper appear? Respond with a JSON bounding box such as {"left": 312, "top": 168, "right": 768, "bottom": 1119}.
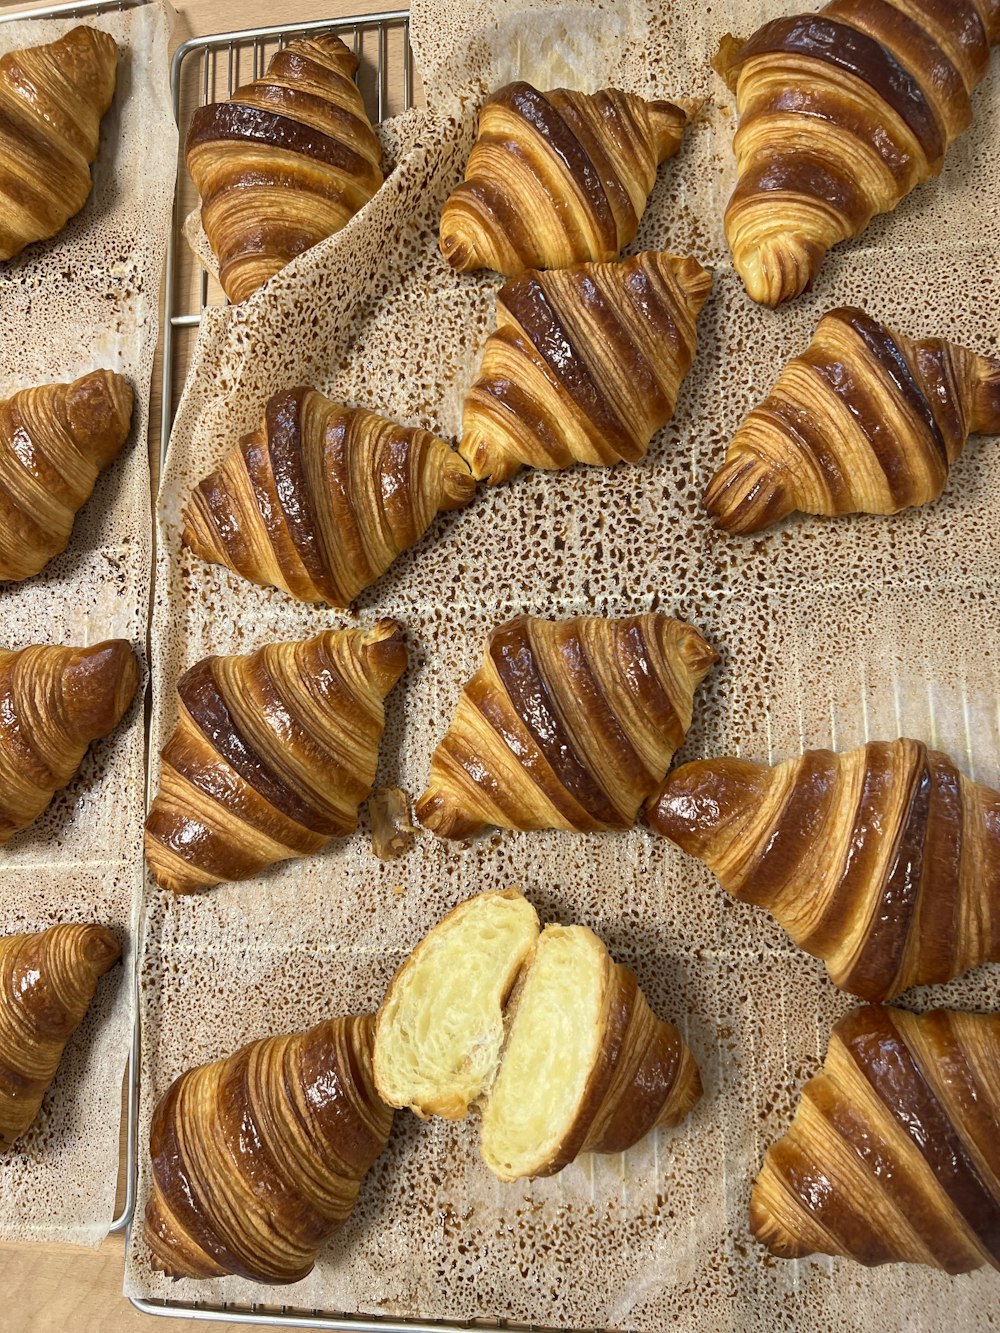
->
{"left": 129, "top": 0, "right": 1000, "bottom": 1324}
{"left": 0, "top": 2, "right": 176, "bottom": 1245}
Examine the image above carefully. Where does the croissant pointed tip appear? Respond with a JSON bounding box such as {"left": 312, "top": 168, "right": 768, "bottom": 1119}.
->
{"left": 359, "top": 620, "right": 407, "bottom": 688}
{"left": 77, "top": 924, "right": 122, "bottom": 976}
{"left": 704, "top": 453, "right": 792, "bottom": 534}
{"left": 63, "top": 640, "right": 139, "bottom": 742}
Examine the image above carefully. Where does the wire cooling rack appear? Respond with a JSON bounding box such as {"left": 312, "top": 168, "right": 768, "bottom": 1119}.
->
{"left": 0, "top": 0, "right": 148, "bottom": 1240}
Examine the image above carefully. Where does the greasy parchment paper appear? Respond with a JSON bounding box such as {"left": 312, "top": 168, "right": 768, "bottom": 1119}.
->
{"left": 0, "top": 2, "right": 176, "bottom": 1245}
{"left": 130, "top": 0, "right": 1000, "bottom": 1325}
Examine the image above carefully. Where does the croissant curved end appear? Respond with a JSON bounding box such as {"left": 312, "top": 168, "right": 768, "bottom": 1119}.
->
{"left": 77, "top": 923, "right": 122, "bottom": 976}
{"left": 711, "top": 33, "right": 746, "bottom": 91}
{"left": 972, "top": 354, "right": 1000, "bottom": 436}
{"left": 678, "top": 625, "right": 719, "bottom": 676}
{"left": 358, "top": 619, "right": 407, "bottom": 687}
{"left": 703, "top": 451, "right": 793, "bottom": 534}
{"left": 65, "top": 370, "right": 134, "bottom": 459}
{"left": 63, "top": 640, "right": 140, "bottom": 740}
{"left": 440, "top": 451, "right": 478, "bottom": 509}
{"left": 413, "top": 787, "right": 483, "bottom": 840}
{"left": 647, "top": 99, "right": 689, "bottom": 161}
{"left": 748, "top": 1177, "right": 811, "bottom": 1259}
{"left": 733, "top": 233, "right": 823, "bottom": 309}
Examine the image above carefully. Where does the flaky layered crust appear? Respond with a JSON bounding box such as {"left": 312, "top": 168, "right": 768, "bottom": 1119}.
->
{"left": 183, "top": 388, "right": 474, "bottom": 607}
{"left": 648, "top": 738, "right": 1000, "bottom": 1001}
{"left": 0, "top": 26, "right": 118, "bottom": 261}
{"left": 144, "top": 1014, "right": 393, "bottom": 1283}
{"left": 416, "top": 613, "right": 717, "bottom": 839}
{"left": 460, "top": 252, "right": 712, "bottom": 484}
{"left": 186, "top": 35, "right": 383, "bottom": 303}
{"left": 144, "top": 622, "right": 406, "bottom": 893}
{"left": 0, "top": 924, "right": 121, "bottom": 1150}
{"left": 0, "top": 640, "right": 139, "bottom": 845}
{"left": 717, "top": 2, "right": 1000, "bottom": 305}
{"left": 751, "top": 1006, "right": 1000, "bottom": 1272}
{"left": 0, "top": 370, "right": 134, "bottom": 581}
{"left": 704, "top": 307, "right": 1000, "bottom": 533}
{"left": 440, "top": 82, "right": 687, "bottom": 276}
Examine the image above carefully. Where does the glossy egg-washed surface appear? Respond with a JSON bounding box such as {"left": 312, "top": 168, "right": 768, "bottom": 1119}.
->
{"left": 133, "top": 0, "right": 1000, "bottom": 1325}
{"left": 0, "top": 5, "right": 175, "bottom": 1246}
{"left": 718, "top": 0, "right": 1000, "bottom": 305}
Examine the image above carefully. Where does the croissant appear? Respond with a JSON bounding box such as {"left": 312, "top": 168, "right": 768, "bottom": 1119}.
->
{"left": 186, "top": 35, "right": 383, "bottom": 304}
{"left": 459, "top": 252, "right": 712, "bottom": 484}
{"left": 182, "top": 388, "right": 475, "bottom": 608}
{"left": 0, "top": 923, "right": 120, "bottom": 1150}
{"left": 716, "top": 4, "right": 1000, "bottom": 306}
{"left": 439, "top": 82, "right": 688, "bottom": 275}
{"left": 144, "top": 621, "right": 406, "bottom": 894}
{"left": 0, "top": 26, "right": 118, "bottom": 262}
{"left": 374, "top": 890, "right": 701, "bottom": 1182}
{"left": 144, "top": 1013, "right": 393, "bottom": 1283}
{"left": 416, "top": 613, "right": 716, "bottom": 840}
{"left": 0, "top": 369, "right": 134, "bottom": 582}
{"left": 704, "top": 307, "right": 1000, "bottom": 533}
{"left": 646, "top": 738, "right": 1000, "bottom": 1002}
{"left": 752, "top": 1005, "right": 1000, "bottom": 1273}
{"left": 0, "top": 639, "right": 139, "bottom": 845}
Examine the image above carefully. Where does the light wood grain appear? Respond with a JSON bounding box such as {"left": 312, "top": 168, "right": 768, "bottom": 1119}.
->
{"left": 0, "top": 0, "right": 410, "bottom": 1328}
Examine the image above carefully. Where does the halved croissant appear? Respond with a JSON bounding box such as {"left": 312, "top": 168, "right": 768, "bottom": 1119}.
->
{"left": 0, "top": 923, "right": 121, "bottom": 1150}
{"left": 480, "top": 923, "right": 701, "bottom": 1182}
{"left": 186, "top": 35, "right": 383, "bottom": 304}
{"left": 0, "top": 370, "right": 134, "bottom": 582}
{"left": 704, "top": 307, "right": 1000, "bottom": 533}
{"left": 752, "top": 1005, "right": 1000, "bottom": 1273}
{"left": 182, "top": 388, "right": 475, "bottom": 607}
{"left": 373, "top": 890, "right": 701, "bottom": 1182}
{"left": 145, "top": 1014, "right": 393, "bottom": 1283}
{"left": 646, "top": 738, "right": 1000, "bottom": 1002}
{"left": 374, "top": 889, "right": 541, "bottom": 1118}
{"left": 440, "top": 82, "right": 687, "bottom": 275}
{"left": 460, "top": 251, "right": 712, "bottom": 484}
{"left": 716, "top": 4, "right": 1000, "bottom": 306}
{"left": 416, "top": 613, "right": 717, "bottom": 839}
{"left": 0, "top": 26, "right": 118, "bottom": 261}
{"left": 144, "top": 621, "right": 406, "bottom": 894}
{"left": 0, "top": 639, "right": 139, "bottom": 845}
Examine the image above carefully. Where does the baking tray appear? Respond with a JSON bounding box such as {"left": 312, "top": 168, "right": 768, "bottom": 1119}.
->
{"left": 0, "top": 0, "right": 150, "bottom": 1242}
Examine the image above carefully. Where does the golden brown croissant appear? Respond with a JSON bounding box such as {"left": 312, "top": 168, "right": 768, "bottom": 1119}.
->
{"left": 144, "top": 1014, "right": 393, "bottom": 1283}
{"left": 704, "top": 307, "right": 1000, "bottom": 533}
{"left": 480, "top": 922, "right": 702, "bottom": 1182}
{"left": 0, "top": 639, "right": 139, "bottom": 845}
{"left": 374, "top": 890, "right": 701, "bottom": 1182}
{"left": 460, "top": 252, "right": 712, "bottom": 484}
{"left": 0, "top": 370, "right": 134, "bottom": 582}
{"left": 751, "top": 1005, "right": 1000, "bottom": 1273}
{"left": 0, "top": 26, "right": 118, "bottom": 261}
{"left": 440, "top": 82, "right": 688, "bottom": 275}
{"left": 647, "top": 738, "right": 1000, "bottom": 1002}
{"left": 416, "top": 613, "right": 717, "bottom": 840}
{"left": 182, "top": 388, "right": 475, "bottom": 607}
{"left": 716, "top": 4, "right": 1000, "bottom": 306}
{"left": 144, "top": 621, "right": 406, "bottom": 894}
{"left": 186, "top": 35, "right": 383, "bottom": 304}
{"left": 0, "top": 923, "right": 120, "bottom": 1150}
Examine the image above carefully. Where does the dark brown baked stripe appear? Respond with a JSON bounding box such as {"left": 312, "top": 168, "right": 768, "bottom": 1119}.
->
{"left": 191, "top": 467, "right": 253, "bottom": 569}
{"left": 839, "top": 1006, "right": 1000, "bottom": 1264}
{"left": 840, "top": 750, "right": 930, "bottom": 1000}
{"left": 470, "top": 329, "right": 579, "bottom": 468}
{"left": 732, "top": 748, "right": 840, "bottom": 909}
{"left": 752, "top": 398, "right": 853, "bottom": 511}
{"left": 611, "top": 619, "right": 685, "bottom": 757}
{"left": 919, "top": 1012, "right": 1000, "bottom": 1192}
{"left": 178, "top": 657, "right": 335, "bottom": 832}
{"left": 186, "top": 102, "right": 370, "bottom": 174}
{"left": 548, "top": 89, "right": 637, "bottom": 236}
{"left": 730, "top": 154, "right": 873, "bottom": 234}
{"left": 264, "top": 390, "right": 338, "bottom": 602}
{"left": 909, "top": 752, "right": 963, "bottom": 985}
{"left": 266, "top": 46, "right": 359, "bottom": 88}
{"left": 733, "top": 14, "right": 944, "bottom": 163}
{"left": 487, "top": 617, "right": 622, "bottom": 825}
{"left": 490, "top": 82, "right": 616, "bottom": 247}
{"left": 232, "top": 84, "right": 379, "bottom": 157}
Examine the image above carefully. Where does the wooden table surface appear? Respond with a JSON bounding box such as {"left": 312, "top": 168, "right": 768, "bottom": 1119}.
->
{"left": 0, "top": 0, "right": 411, "bottom": 1328}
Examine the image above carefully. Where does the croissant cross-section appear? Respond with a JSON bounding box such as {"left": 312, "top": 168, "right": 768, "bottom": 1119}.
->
{"left": 144, "top": 622, "right": 407, "bottom": 893}
{"left": 0, "top": 923, "right": 121, "bottom": 1151}
{"left": 145, "top": 1014, "right": 393, "bottom": 1283}
{"left": 752, "top": 1006, "right": 1000, "bottom": 1273}
{"left": 0, "top": 639, "right": 139, "bottom": 845}
{"left": 0, "top": 26, "right": 119, "bottom": 261}
{"left": 716, "top": 2, "right": 1000, "bottom": 305}
{"left": 704, "top": 307, "right": 1000, "bottom": 533}
{"left": 417, "top": 612, "right": 717, "bottom": 839}
{"left": 647, "top": 738, "right": 1000, "bottom": 1001}
{"left": 440, "top": 81, "right": 688, "bottom": 275}
{"left": 460, "top": 251, "right": 712, "bottom": 484}
{"left": 186, "top": 34, "right": 383, "bottom": 303}
{"left": 183, "top": 388, "right": 475, "bottom": 607}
